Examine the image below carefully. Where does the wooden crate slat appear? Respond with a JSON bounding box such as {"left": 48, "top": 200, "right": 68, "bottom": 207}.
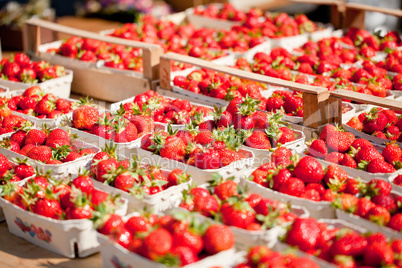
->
{"left": 331, "top": 89, "right": 402, "bottom": 111}
{"left": 345, "top": 3, "right": 402, "bottom": 18}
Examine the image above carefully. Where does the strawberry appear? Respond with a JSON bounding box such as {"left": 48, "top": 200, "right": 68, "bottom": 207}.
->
{"left": 97, "top": 214, "right": 124, "bottom": 236}
{"left": 346, "top": 117, "right": 363, "bottom": 131}
{"left": 20, "top": 144, "right": 35, "bottom": 156}
{"left": 24, "top": 128, "right": 48, "bottom": 146}
{"left": 382, "top": 142, "right": 402, "bottom": 165}
{"left": 355, "top": 197, "right": 376, "bottom": 217}
{"left": 365, "top": 158, "right": 396, "bottom": 173}
{"left": 325, "top": 152, "right": 344, "bottom": 164}
{"left": 286, "top": 218, "right": 320, "bottom": 251}
{"left": 333, "top": 193, "right": 358, "bottom": 212}
{"left": 32, "top": 197, "right": 62, "bottom": 219}
{"left": 144, "top": 228, "right": 173, "bottom": 259}
{"left": 35, "top": 98, "right": 55, "bottom": 115}
{"left": 344, "top": 178, "right": 363, "bottom": 195}
{"left": 47, "top": 128, "right": 69, "bottom": 141}
{"left": 340, "top": 153, "right": 357, "bottom": 168}
{"left": 192, "top": 194, "right": 219, "bottom": 217}
{"left": 362, "top": 108, "right": 388, "bottom": 134}
{"left": 366, "top": 206, "right": 391, "bottom": 225}
{"left": 271, "top": 147, "right": 293, "bottom": 167}
{"left": 307, "top": 139, "right": 328, "bottom": 158}
{"left": 387, "top": 213, "right": 402, "bottom": 232}
{"left": 194, "top": 148, "right": 221, "bottom": 169}
{"left": 271, "top": 168, "right": 291, "bottom": 191}
{"left": 363, "top": 242, "right": 394, "bottom": 266}
{"left": 326, "top": 130, "right": 354, "bottom": 153}
{"left": 125, "top": 215, "right": 151, "bottom": 235}
{"left": 55, "top": 98, "right": 71, "bottom": 111}
{"left": 167, "top": 169, "right": 190, "bottom": 187}
{"left": 13, "top": 158, "right": 35, "bottom": 179}
{"left": 323, "top": 164, "right": 348, "bottom": 191}
{"left": 202, "top": 224, "right": 234, "bottom": 254}
{"left": 244, "top": 130, "right": 271, "bottom": 149}
{"left": 319, "top": 124, "right": 338, "bottom": 141}
{"left": 64, "top": 152, "right": 81, "bottom": 162}
{"left": 355, "top": 146, "right": 384, "bottom": 163}
{"left": 293, "top": 156, "right": 324, "bottom": 184}
{"left": 72, "top": 170, "right": 94, "bottom": 196}
{"left": 221, "top": 199, "right": 255, "bottom": 229}
{"left": 330, "top": 232, "right": 367, "bottom": 257}
{"left": 279, "top": 177, "right": 305, "bottom": 197}
{"left": 113, "top": 118, "right": 138, "bottom": 143}
{"left": 72, "top": 105, "right": 99, "bottom": 130}
{"left": 194, "top": 130, "right": 214, "bottom": 145}
{"left": 26, "top": 146, "right": 52, "bottom": 163}
{"left": 159, "top": 135, "right": 186, "bottom": 162}
{"left": 373, "top": 189, "right": 397, "bottom": 211}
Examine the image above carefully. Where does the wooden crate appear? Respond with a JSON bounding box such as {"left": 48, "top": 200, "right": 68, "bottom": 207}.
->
{"left": 23, "top": 19, "right": 163, "bottom": 102}
{"left": 159, "top": 52, "right": 338, "bottom": 132}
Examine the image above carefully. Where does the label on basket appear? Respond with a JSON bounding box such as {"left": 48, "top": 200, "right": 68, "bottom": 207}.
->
{"left": 14, "top": 217, "right": 52, "bottom": 243}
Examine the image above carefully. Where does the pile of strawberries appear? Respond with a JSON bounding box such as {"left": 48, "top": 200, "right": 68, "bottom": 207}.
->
{"left": 5, "top": 86, "right": 76, "bottom": 119}
{"left": 173, "top": 68, "right": 268, "bottom": 98}
{"left": 308, "top": 124, "right": 402, "bottom": 173}
{"left": 117, "top": 90, "right": 212, "bottom": 125}
{"left": 245, "top": 47, "right": 395, "bottom": 95}
{"left": 97, "top": 210, "right": 235, "bottom": 266}
{"left": 378, "top": 50, "right": 402, "bottom": 75}
{"left": 346, "top": 107, "right": 402, "bottom": 141}
{"left": 223, "top": 97, "right": 298, "bottom": 149}
{"left": 194, "top": 4, "right": 321, "bottom": 38}
{"left": 235, "top": 245, "right": 319, "bottom": 268}
{"left": 345, "top": 27, "right": 402, "bottom": 52}
{"left": 1, "top": 126, "right": 96, "bottom": 164}
{"left": 0, "top": 53, "right": 66, "bottom": 83}
{"left": 249, "top": 147, "right": 344, "bottom": 202}
{"left": 141, "top": 124, "right": 249, "bottom": 169}
{"left": 90, "top": 147, "right": 191, "bottom": 195}
{"left": 70, "top": 103, "right": 155, "bottom": 143}
{"left": 284, "top": 217, "right": 402, "bottom": 267}
{"left": 0, "top": 154, "right": 35, "bottom": 184}
{"left": 0, "top": 114, "right": 30, "bottom": 135}
{"left": 334, "top": 178, "right": 402, "bottom": 233}
{"left": 48, "top": 37, "right": 144, "bottom": 72}
{"left": 108, "top": 14, "right": 262, "bottom": 54}
{"left": 1, "top": 170, "right": 122, "bottom": 220}
{"left": 180, "top": 175, "right": 298, "bottom": 231}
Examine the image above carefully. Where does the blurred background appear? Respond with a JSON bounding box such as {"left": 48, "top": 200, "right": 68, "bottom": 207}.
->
{"left": 0, "top": 0, "right": 400, "bottom": 51}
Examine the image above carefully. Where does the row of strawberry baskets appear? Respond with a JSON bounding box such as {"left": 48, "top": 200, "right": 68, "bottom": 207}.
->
{"left": 2, "top": 140, "right": 402, "bottom": 268}
{"left": 1, "top": 5, "right": 402, "bottom": 268}
{"left": 1, "top": 88, "right": 402, "bottom": 267}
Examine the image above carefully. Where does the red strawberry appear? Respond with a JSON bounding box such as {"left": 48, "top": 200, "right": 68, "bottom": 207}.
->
{"left": 363, "top": 242, "right": 394, "bottom": 266}
{"left": 26, "top": 146, "right": 52, "bottom": 163}
{"left": 387, "top": 213, "right": 402, "bottom": 232}
{"left": 203, "top": 224, "right": 234, "bottom": 254}
{"left": 330, "top": 232, "right": 367, "bottom": 257}
{"left": 279, "top": 177, "right": 305, "bottom": 197}
{"left": 72, "top": 170, "right": 94, "bottom": 196}
{"left": 25, "top": 129, "right": 48, "bottom": 145}
{"left": 326, "top": 131, "right": 354, "bottom": 153}
{"left": 286, "top": 218, "right": 320, "bottom": 251}
{"left": 308, "top": 139, "right": 328, "bottom": 158}
{"left": 293, "top": 156, "right": 324, "bottom": 184}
